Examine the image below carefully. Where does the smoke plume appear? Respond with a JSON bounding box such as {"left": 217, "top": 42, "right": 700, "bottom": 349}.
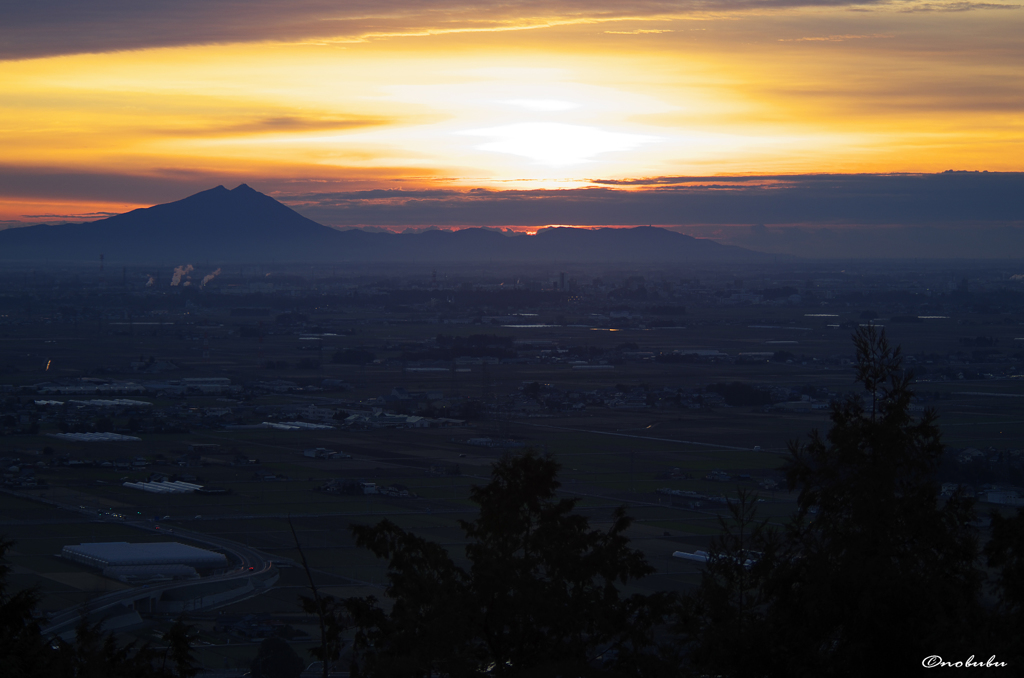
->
{"left": 201, "top": 268, "right": 222, "bottom": 287}
{"left": 170, "top": 264, "right": 194, "bottom": 286}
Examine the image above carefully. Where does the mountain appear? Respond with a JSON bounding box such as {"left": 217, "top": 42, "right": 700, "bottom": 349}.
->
{"left": 0, "top": 184, "right": 338, "bottom": 263}
{"left": 0, "top": 184, "right": 767, "bottom": 264}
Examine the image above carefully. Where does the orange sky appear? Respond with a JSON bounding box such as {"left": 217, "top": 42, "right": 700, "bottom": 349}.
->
{"left": 1, "top": 1, "right": 1021, "bottom": 226}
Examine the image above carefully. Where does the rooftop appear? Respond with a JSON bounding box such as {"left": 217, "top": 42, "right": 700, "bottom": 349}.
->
{"left": 61, "top": 541, "right": 228, "bottom": 569}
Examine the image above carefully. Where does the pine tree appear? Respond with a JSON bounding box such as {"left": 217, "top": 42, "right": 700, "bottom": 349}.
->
{"left": 676, "top": 491, "right": 780, "bottom": 678}
{"left": 345, "top": 452, "right": 671, "bottom": 677}
{"left": 771, "top": 326, "right": 982, "bottom": 674}
{"left": 684, "top": 326, "right": 986, "bottom": 677}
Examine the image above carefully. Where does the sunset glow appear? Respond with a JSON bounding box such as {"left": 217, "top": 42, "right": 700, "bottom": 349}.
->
{"left": 0, "top": 2, "right": 1021, "bottom": 226}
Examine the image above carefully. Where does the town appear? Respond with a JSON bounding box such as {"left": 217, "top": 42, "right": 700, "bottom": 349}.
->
{"left": 2, "top": 257, "right": 1024, "bottom": 673}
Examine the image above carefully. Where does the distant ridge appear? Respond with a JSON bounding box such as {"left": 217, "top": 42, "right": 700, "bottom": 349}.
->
{"left": 0, "top": 185, "right": 767, "bottom": 264}
{"left": 0, "top": 184, "right": 337, "bottom": 263}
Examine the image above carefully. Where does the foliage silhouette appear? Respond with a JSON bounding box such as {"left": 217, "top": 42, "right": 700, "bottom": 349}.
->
{"left": 683, "top": 325, "right": 989, "bottom": 677}
{"left": 161, "top": 619, "right": 199, "bottom": 678}
{"left": 4, "top": 325, "right": 1024, "bottom": 676}
{"left": 984, "top": 507, "right": 1024, "bottom": 667}
{"left": 49, "top": 619, "right": 170, "bottom": 678}
{"left": 290, "top": 517, "right": 347, "bottom": 678}
{"left": 1, "top": 537, "right": 196, "bottom": 678}
{"left": 250, "top": 636, "right": 304, "bottom": 678}
{"left": 676, "top": 490, "right": 780, "bottom": 678}
{"left": 0, "top": 537, "right": 50, "bottom": 678}
{"left": 344, "top": 451, "right": 673, "bottom": 677}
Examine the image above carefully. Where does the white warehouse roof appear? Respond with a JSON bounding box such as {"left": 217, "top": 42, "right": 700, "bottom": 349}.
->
{"left": 49, "top": 432, "right": 142, "bottom": 442}
{"left": 61, "top": 541, "right": 228, "bottom": 569}
{"left": 123, "top": 481, "right": 203, "bottom": 494}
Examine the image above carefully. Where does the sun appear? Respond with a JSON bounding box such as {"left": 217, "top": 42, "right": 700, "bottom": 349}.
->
{"left": 460, "top": 122, "right": 659, "bottom": 166}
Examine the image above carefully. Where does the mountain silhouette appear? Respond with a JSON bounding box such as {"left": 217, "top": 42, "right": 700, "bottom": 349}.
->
{"left": 0, "top": 185, "right": 767, "bottom": 264}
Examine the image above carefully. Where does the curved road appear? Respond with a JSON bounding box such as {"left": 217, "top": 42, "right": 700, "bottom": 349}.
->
{"left": 41, "top": 521, "right": 281, "bottom": 637}
{"left": 1, "top": 488, "right": 289, "bottom": 638}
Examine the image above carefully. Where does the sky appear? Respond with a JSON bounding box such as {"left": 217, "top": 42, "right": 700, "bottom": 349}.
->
{"left": 1, "top": 0, "right": 1022, "bottom": 239}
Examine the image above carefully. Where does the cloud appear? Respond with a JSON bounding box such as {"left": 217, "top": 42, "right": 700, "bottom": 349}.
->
{"left": 667, "top": 222, "right": 1024, "bottom": 258}
{"left": 159, "top": 116, "right": 393, "bottom": 137}
{"left": 19, "top": 211, "right": 122, "bottom": 220}
{"left": 604, "top": 29, "right": 675, "bottom": 34}
{"left": 276, "top": 172, "right": 1024, "bottom": 228}
{"left": 778, "top": 33, "right": 894, "bottom": 41}
{"left": 0, "top": 165, "right": 229, "bottom": 204}
{"left": 1, "top": 0, "right": 993, "bottom": 61}
{"left": 899, "top": 1, "right": 1020, "bottom": 11}
{"left": 4, "top": 167, "right": 1021, "bottom": 246}
{"left": 273, "top": 173, "right": 1024, "bottom": 258}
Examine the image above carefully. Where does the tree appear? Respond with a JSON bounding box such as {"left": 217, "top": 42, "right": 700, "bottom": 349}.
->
{"left": 250, "top": 637, "right": 304, "bottom": 678}
{"left": 675, "top": 491, "right": 780, "bottom": 678}
{"left": 49, "top": 619, "right": 169, "bottom": 678}
{"left": 161, "top": 619, "right": 199, "bottom": 678}
{"left": 0, "top": 537, "right": 51, "bottom": 678}
{"left": 778, "top": 326, "right": 982, "bottom": 672}
{"left": 984, "top": 507, "right": 1024, "bottom": 667}
{"left": 345, "top": 452, "right": 672, "bottom": 677}
{"left": 346, "top": 520, "right": 476, "bottom": 677}
{"left": 459, "top": 453, "right": 662, "bottom": 677}
{"left": 1, "top": 539, "right": 198, "bottom": 678}
{"left": 290, "top": 518, "right": 347, "bottom": 678}
{"left": 687, "top": 326, "right": 985, "bottom": 676}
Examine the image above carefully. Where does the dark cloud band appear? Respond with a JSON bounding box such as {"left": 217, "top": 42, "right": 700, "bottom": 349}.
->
{"left": 280, "top": 172, "right": 1024, "bottom": 227}
{"left": 0, "top": 0, "right": 942, "bottom": 60}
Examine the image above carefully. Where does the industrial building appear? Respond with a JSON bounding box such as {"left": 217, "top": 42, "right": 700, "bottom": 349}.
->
{"left": 123, "top": 480, "right": 203, "bottom": 493}
{"left": 61, "top": 541, "right": 228, "bottom": 573}
{"left": 49, "top": 432, "right": 142, "bottom": 442}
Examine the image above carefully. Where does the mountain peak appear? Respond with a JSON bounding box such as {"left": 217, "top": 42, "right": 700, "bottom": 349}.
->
{"left": 0, "top": 184, "right": 764, "bottom": 263}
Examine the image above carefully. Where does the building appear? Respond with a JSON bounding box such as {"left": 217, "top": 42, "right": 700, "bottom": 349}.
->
{"left": 61, "top": 541, "right": 228, "bottom": 571}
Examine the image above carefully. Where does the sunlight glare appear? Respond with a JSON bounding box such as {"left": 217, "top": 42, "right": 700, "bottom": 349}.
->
{"left": 499, "top": 99, "right": 580, "bottom": 111}
{"left": 460, "top": 122, "right": 658, "bottom": 166}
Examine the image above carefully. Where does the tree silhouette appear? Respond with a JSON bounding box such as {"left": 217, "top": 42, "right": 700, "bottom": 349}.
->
{"left": 984, "top": 507, "right": 1024, "bottom": 667}
{"left": 250, "top": 636, "right": 304, "bottom": 678}
{"left": 685, "top": 326, "right": 987, "bottom": 676}
{"left": 345, "top": 520, "right": 476, "bottom": 677}
{"left": 775, "top": 326, "right": 982, "bottom": 672}
{"left": 290, "top": 518, "right": 347, "bottom": 678}
{"left": 676, "top": 490, "right": 780, "bottom": 678}
{"left": 49, "top": 619, "right": 169, "bottom": 678}
{"left": 345, "top": 451, "right": 672, "bottom": 677}
{"left": 1, "top": 537, "right": 196, "bottom": 678}
{"left": 0, "top": 537, "right": 51, "bottom": 678}
{"left": 161, "top": 619, "right": 199, "bottom": 678}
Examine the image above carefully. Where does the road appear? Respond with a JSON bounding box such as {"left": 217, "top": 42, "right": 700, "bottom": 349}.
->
{"left": 41, "top": 522, "right": 281, "bottom": 637}
{"left": 0, "top": 486, "right": 284, "bottom": 637}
